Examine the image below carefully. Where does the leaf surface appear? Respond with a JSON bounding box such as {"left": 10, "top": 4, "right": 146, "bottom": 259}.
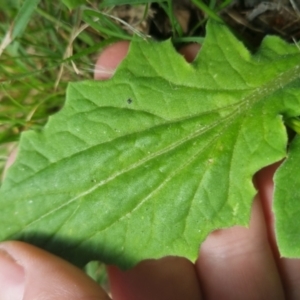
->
{"left": 274, "top": 136, "right": 300, "bottom": 257}
{"left": 1, "top": 21, "right": 300, "bottom": 269}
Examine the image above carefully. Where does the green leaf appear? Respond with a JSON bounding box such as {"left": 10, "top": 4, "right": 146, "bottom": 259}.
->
{"left": 1, "top": 21, "right": 300, "bottom": 269}
{"left": 274, "top": 136, "right": 300, "bottom": 257}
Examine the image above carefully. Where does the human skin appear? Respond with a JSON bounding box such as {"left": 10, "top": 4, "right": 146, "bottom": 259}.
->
{"left": 1, "top": 41, "right": 300, "bottom": 300}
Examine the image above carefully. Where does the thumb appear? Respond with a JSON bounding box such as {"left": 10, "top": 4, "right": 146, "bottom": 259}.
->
{"left": 0, "top": 241, "right": 110, "bottom": 300}
{"left": 0, "top": 42, "right": 131, "bottom": 300}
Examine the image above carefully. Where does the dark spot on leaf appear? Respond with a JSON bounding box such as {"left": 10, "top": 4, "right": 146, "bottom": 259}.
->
{"left": 127, "top": 98, "right": 133, "bottom": 104}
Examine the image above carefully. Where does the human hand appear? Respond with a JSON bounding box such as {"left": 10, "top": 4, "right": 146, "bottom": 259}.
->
{"left": 1, "top": 42, "right": 300, "bottom": 300}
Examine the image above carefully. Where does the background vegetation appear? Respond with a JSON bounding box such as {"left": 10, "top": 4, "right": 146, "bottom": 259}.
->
{"left": 1, "top": 0, "right": 299, "bottom": 290}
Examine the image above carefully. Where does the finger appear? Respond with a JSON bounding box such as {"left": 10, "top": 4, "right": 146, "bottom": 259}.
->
{"left": 107, "top": 257, "right": 202, "bottom": 300}
{"left": 196, "top": 196, "right": 285, "bottom": 300}
{"left": 102, "top": 42, "right": 203, "bottom": 300}
{"left": 2, "top": 147, "right": 17, "bottom": 180}
{"left": 0, "top": 41, "right": 130, "bottom": 300}
{"left": 255, "top": 163, "right": 281, "bottom": 256}
{"left": 256, "top": 163, "right": 300, "bottom": 299}
{"left": 178, "top": 43, "right": 201, "bottom": 63}
{"left": 0, "top": 241, "right": 110, "bottom": 300}
{"left": 94, "top": 41, "right": 130, "bottom": 80}
{"left": 94, "top": 41, "right": 199, "bottom": 81}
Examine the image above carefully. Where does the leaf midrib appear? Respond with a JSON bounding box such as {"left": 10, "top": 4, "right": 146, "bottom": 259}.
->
{"left": 3, "top": 61, "right": 300, "bottom": 236}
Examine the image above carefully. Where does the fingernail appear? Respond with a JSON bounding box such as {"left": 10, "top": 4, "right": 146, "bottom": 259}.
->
{"left": 0, "top": 249, "right": 25, "bottom": 300}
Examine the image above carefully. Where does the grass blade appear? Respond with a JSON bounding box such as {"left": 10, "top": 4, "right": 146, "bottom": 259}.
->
{"left": 0, "top": 0, "right": 41, "bottom": 56}
{"left": 101, "top": 0, "right": 164, "bottom": 6}
{"left": 191, "top": 0, "right": 223, "bottom": 22}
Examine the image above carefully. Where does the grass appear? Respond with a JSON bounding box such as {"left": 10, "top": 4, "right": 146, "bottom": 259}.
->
{"left": 0, "top": 1, "right": 107, "bottom": 173}
{"left": 0, "top": 0, "right": 226, "bottom": 174}
{"left": 0, "top": 0, "right": 231, "bottom": 288}
{"left": 0, "top": 1, "right": 116, "bottom": 283}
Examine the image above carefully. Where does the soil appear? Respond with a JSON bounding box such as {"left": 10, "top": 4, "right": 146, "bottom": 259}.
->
{"left": 112, "top": 0, "right": 300, "bottom": 49}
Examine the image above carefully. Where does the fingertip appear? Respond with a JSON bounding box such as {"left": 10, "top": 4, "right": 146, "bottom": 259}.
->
{"left": 94, "top": 41, "right": 130, "bottom": 80}
{"left": 255, "top": 162, "right": 282, "bottom": 256}
{"left": 2, "top": 147, "right": 18, "bottom": 180}
{"left": 94, "top": 41, "right": 199, "bottom": 81}
{"left": 195, "top": 197, "right": 284, "bottom": 299}
{"left": 0, "top": 246, "right": 25, "bottom": 300}
{"left": 179, "top": 43, "right": 201, "bottom": 63}
{"left": 107, "top": 257, "right": 202, "bottom": 300}
{"left": 0, "top": 241, "right": 110, "bottom": 300}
